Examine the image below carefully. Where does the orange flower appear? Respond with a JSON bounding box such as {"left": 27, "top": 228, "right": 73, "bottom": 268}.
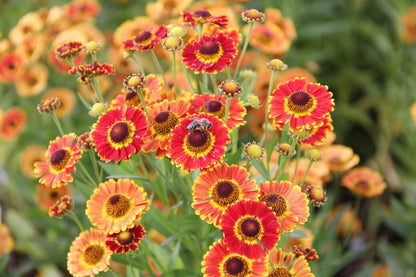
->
{"left": 0, "top": 52, "right": 24, "bottom": 83}
{"left": 145, "top": 0, "right": 193, "bottom": 22}
{"left": 35, "top": 183, "right": 71, "bottom": 211}
{"left": 268, "top": 248, "right": 314, "bottom": 277}
{"left": 400, "top": 6, "right": 416, "bottom": 44}
{"left": 15, "top": 63, "right": 49, "bottom": 97}
{"left": 248, "top": 23, "right": 291, "bottom": 56}
{"left": 321, "top": 144, "right": 360, "bottom": 172}
{"left": 65, "top": 0, "right": 101, "bottom": 23}
{"left": 341, "top": 167, "right": 387, "bottom": 198}
{"left": 20, "top": 145, "right": 48, "bottom": 178}
{"left": 0, "top": 107, "right": 27, "bottom": 141}
{"left": 86, "top": 179, "right": 150, "bottom": 234}
{"left": 67, "top": 228, "right": 111, "bottom": 277}
{"left": 0, "top": 224, "right": 14, "bottom": 258}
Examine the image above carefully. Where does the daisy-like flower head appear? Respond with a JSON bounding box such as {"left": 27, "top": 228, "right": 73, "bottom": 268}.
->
{"left": 49, "top": 195, "right": 72, "bottom": 217}
{"left": 123, "top": 26, "right": 167, "bottom": 52}
{"left": 106, "top": 224, "right": 146, "bottom": 254}
{"left": 244, "top": 142, "right": 264, "bottom": 160}
{"left": 220, "top": 199, "right": 280, "bottom": 259}
{"left": 15, "top": 63, "right": 49, "bottom": 97}
{"left": 67, "top": 228, "right": 112, "bottom": 277}
{"left": 201, "top": 239, "right": 268, "bottom": 277}
{"left": 189, "top": 93, "right": 246, "bottom": 131}
{"left": 248, "top": 23, "right": 291, "bottom": 56}
{"left": 0, "top": 52, "right": 24, "bottom": 83}
{"left": 182, "top": 32, "right": 238, "bottom": 74}
{"left": 299, "top": 114, "right": 333, "bottom": 147}
{"left": 91, "top": 106, "right": 148, "bottom": 163}
{"left": 86, "top": 179, "right": 150, "bottom": 234}
{"left": 0, "top": 107, "right": 27, "bottom": 141}
{"left": 33, "top": 133, "right": 83, "bottom": 188}
{"left": 68, "top": 61, "right": 115, "bottom": 85}
{"left": 169, "top": 113, "right": 230, "bottom": 172}
{"left": 341, "top": 167, "right": 387, "bottom": 198}
{"left": 142, "top": 98, "right": 191, "bottom": 157}
{"left": 259, "top": 181, "right": 309, "bottom": 233}
{"left": 65, "top": 0, "right": 101, "bottom": 23}
{"left": 267, "top": 248, "right": 315, "bottom": 277}
{"left": 20, "top": 145, "right": 48, "bottom": 178}
{"left": 321, "top": 144, "right": 360, "bottom": 172}
{"left": 0, "top": 223, "right": 13, "bottom": 258}
{"left": 42, "top": 88, "right": 77, "bottom": 119}
{"left": 162, "top": 36, "right": 184, "bottom": 51}
{"left": 269, "top": 77, "right": 334, "bottom": 131}
{"left": 55, "top": 41, "right": 83, "bottom": 60}
{"left": 35, "top": 183, "right": 70, "bottom": 211}
{"left": 182, "top": 9, "right": 229, "bottom": 27}
{"left": 192, "top": 163, "right": 259, "bottom": 227}
{"left": 218, "top": 80, "right": 242, "bottom": 98}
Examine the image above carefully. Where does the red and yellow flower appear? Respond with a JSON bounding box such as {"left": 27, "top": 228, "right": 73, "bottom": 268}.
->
{"left": 123, "top": 26, "right": 167, "bottom": 52}
{"left": 105, "top": 224, "right": 146, "bottom": 254}
{"left": 182, "top": 32, "right": 238, "bottom": 74}
{"left": 182, "top": 9, "right": 229, "bottom": 27}
{"left": 0, "top": 107, "right": 27, "bottom": 141}
{"left": 20, "top": 145, "right": 48, "bottom": 178}
{"left": 35, "top": 183, "right": 71, "bottom": 212}
{"left": 34, "top": 133, "right": 82, "bottom": 188}
{"left": 259, "top": 181, "right": 309, "bottom": 233}
{"left": 341, "top": 167, "right": 387, "bottom": 198}
{"left": 192, "top": 163, "right": 259, "bottom": 226}
{"left": 86, "top": 179, "right": 150, "bottom": 234}
{"left": 220, "top": 199, "right": 280, "bottom": 259}
{"left": 91, "top": 106, "right": 148, "bottom": 163}
{"left": 0, "top": 52, "right": 24, "bottom": 83}
{"left": 169, "top": 113, "right": 230, "bottom": 172}
{"left": 268, "top": 248, "right": 315, "bottom": 277}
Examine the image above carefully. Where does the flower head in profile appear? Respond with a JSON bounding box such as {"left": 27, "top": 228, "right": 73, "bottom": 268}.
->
{"left": 169, "top": 113, "right": 230, "bottom": 172}
{"left": 182, "top": 32, "right": 238, "bottom": 74}
{"left": 20, "top": 145, "right": 48, "bottom": 178}
{"left": 220, "top": 199, "right": 280, "bottom": 259}
{"left": 321, "top": 144, "right": 360, "bottom": 172}
{"left": 67, "top": 228, "right": 111, "bottom": 277}
{"left": 55, "top": 41, "right": 83, "bottom": 60}
{"left": 49, "top": 195, "right": 72, "bottom": 217}
{"left": 106, "top": 224, "right": 146, "bottom": 254}
{"left": 201, "top": 239, "right": 268, "bottom": 277}
{"left": 192, "top": 163, "right": 259, "bottom": 227}
{"left": 267, "top": 248, "right": 315, "bottom": 277}
{"left": 86, "top": 179, "right": 150, "bottom": 234}
{"left": 91, "top": 106, "right": 148, "bottom": 163}
{"left": 0, "top": 107, "right": 27, "bottom": 141}
{"left": 182, "top": 9, "right": 228, "bottom": 27}
{"left": 269, "top": 77, "right": 334, "bottom": 131}
{"left": 68, "top": 61, "right": 115, "bottom": 84}
{"left": 35, "top": 183, "right": 70, "bottom": 212}
{"left": 341, "top": 167, "right": 387, "bottom": 198}
{"left": 123, "top": 26, "right": 167, "bottom": 52}
{"left": 34, "top": 133, "right": 83, "bottom": 188}
{"left": 259, "top": 181, "right": 309, "bottom": 233}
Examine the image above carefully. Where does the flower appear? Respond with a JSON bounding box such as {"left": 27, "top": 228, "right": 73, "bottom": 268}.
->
{"left": 169, "top": 114, "right": 230, "bottom": 172}
{"left": 182, "top": 32, "right": 238, "bottom": 74}
{"left": 218, "top": 80, "right": 242, "bottom": 98}
{"left": 67, "top": 228, "right": 112, "bottom": 277}
{"left": 55, "top": 41, "right": 83, "bottom": 60}
{"left": 37, "top": 97, "right": 61, "bottom": 114}
{"left": 411, "top": 101, "right": 416, "bottom": 123}
{"left": 0, "top": 52, "right": 24, "bottom": 82}
{"left": 400, "top": 6, "right": 416, "bottom": 44}
{"left": 91, "top": 106, "right": 148, "bottom": 163}
{"left": 321, "top": 144, "right": 360, "bottom": 172}
{"left": 15, "top": 63, "right": 49, "bottom": 97}
{"left": 248, "top": 23, "right": 291, "bottom": 56}
{"left": 305, "top": 186, "right": 327, "bottom": 207}
{"left": 86, "top": 179, "right": 150, "bottom": 234}
{"left": 49, "top": 195, "right": 72, "bottom": 217}
{"left": 35, "top": 183, "right": 71, "bottom": 211}
{"left": 267, "top": 248, "right": 315, "bottom": 277}
{"left": 283, "top": 225, "right": 314, "bottom": 252}
{"left": 33, "top": 133, "right": 83, "bottom": 188}
{"left": 42, "top": 88, "right": 76, "bottom": 118}
{"left": 299, "top": 114, "right": 334, "bottom": 147}
{"left": 0, "top": 224, "right": 14, "bottom": 258}
{"left": 189, "top": 93, "right": 246, "bottom": 131}
{"left": 123, "top": 72, "right": 146, "bottom": 92}
{"left": 182, "top": 9, "right": 228, "bottom": 27}
{"left": 220, "top": 199, "right": 280, "bottom": 259}
{"left": 269, "top": 78, "right": 334, "bottom": 131}
{"left": 0, "top": 107, "right": 27, "bottom": 141}
{"left": 123, "top": 26, "right": 167, "bottom": 52}
{"left": 244, "top": 142, "right": 264, "bottom": 160}
{"left": 259, "top": 181, "right": 309, "bottom": 233}
{"left": 68, "top": 61, "right": 115, "bottom": 84}
{"left": 20, "top": 145, "right": 48, "bottom": 178}
{"left": 65, "top": 0, "right": 101, "bottom": 23}
{"left": 142, "top": 98, "right": 191, "bottom": 157}
{"left": 192, "top": 163, "right": 259, "bottom": 226}
{"left": 201, "top": 239, "right": 268, "bottom": 277}
{"left": 241, "top": 9, "right": 265, "bottom": 23}
{"left": 146, "top": 0, "right": 193, "bottom": 22}
{"left": 105, "top": 224, "right": 146, "bottom": 254}
{"left": 341, "top": 167, "right": 387, "bottom": 198}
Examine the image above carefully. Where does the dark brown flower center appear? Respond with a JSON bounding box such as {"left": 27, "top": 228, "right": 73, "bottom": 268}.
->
{"left": 268, "top": 268, "right": 293, "bottom": 277}
{"left": 224, "top": 256, "right": 248, "bottom": 276}
{"left": 356, "top": 180, "right": 369, "bottom": 189}
{"left": 193, "top": 9, "right": 211, "bottom": 18}
{"left": 212, "top": 181, "right": 240, "bottom": 207}
{"left": 135, "top": 31, "right": 152, "bottom": 43}
{"left": 117, "top": 230, "right": 134, "bottom": 245}
{"left": 125, "top": 92, "right": 141, "bottom": 107}
{"left": 201, "top": 100, "right": 225, "bottom": 119}
{"left": 155, "top": 111, "right": 169, "bottom": 123}
{"left": 50, "top": 149, "right": 71, "bottom": 171}
{"left": 288, "top": 91, "right": 314, "bottom": 114}
{"left": 153, "top": 111, "right": 179, "bottom": 135}
{"left": 199, "top": 41, "right": 220, "bottom": 55}
{"left": 240, "top": 217, "right": 260, "bottom": 238}
{"left": 187, "top": 130, "right": 208, "bottom": 147}
{"left": 105, "top": 194, "right": 131, "bottom": 218}
{"left": 260, "top": 193, "right": 287, "bottom": 217}
{"left": 110, "top": 122, "right": 130, "bottom": 143}
{"left": 83, "top": 245, "right": 104, "bottom": 265}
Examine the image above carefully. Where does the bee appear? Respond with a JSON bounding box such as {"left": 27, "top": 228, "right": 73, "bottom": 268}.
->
{"left": 186, "top": 117, "right": 213, "bottom": 132}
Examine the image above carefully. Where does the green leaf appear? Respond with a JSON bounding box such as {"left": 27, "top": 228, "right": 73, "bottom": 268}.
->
{"left": 224, "top": 145, "right": 243, "bottom": 165}
{"left": 250, "top": 159, "right": 269, "bottom": 180}
{"left": 74, "top": 180, "right": 95, "bottom": 200}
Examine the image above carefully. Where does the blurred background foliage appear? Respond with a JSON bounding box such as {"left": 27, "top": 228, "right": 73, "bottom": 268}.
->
{"left": 1, "top": 0, "right": 416, "bottom": 276}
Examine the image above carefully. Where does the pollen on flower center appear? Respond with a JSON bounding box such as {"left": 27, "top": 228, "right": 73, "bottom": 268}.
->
{"left": 117, "top": 230, "right": 134, "bottom": 245}
{"left": 224, "top": 256, "right": 248, "bottom": 275}
{"left": 199, "top": 41, "right": 220, "bottom": 55}
{"left": 269, "top": 268, "right": 292, "bottom": 277}
{"left": 260, "top": 193, "right": 287, "bottom": 217}
{"left": 110, "top": 122, "right": 130, "bottom": 143}
{"left": 212, "top": 181, "right": 240, "bottom": 206}
{"left": 83, "top": 245, "right": 104, "bottom": 265}
{"left": 105, "top": 194, "right": 131, "bottom": 218}
{"left": 153, "top": 111, "right": 179, "bottom": 135}
{"left": 50, "top": 149, "right": 71, "bottom": 170}
{"left": 134, "top": 31, "right": 152, "bottom": 43}
{"left": 240, "top": 217, "right": 261, "bottom": 238}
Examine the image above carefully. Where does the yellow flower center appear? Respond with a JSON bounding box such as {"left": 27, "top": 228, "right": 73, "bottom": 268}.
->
{"left": 83, "top": 245, "right": 104, "bottom": 265}
{"left": 105, "top": 194, "right": 131, "bottom": 218}
{"left": 223, "top": 255, "right": 249, "bottom": 277}
{"left": 245, "top": 144, "right": 263, "bottom": 159}
{"left": 260, "top": 193, "right": 287, "bottom": 217}
{"left": 117, "top": 230, "right": 134, "bottom": 245}
{"left": 50, "top": 149, "right": 71, "bottom": 171}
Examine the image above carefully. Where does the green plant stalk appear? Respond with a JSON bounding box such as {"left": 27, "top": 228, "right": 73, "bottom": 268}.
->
{"left": 66, "top": 210, "right": 84, "bottom": 232}
{"left": 290, "top": 148, "right": 301, "bottom": 183}
{"left": 76, "top": 91, "right": 93, "bottom": 110}
{"left": 180, "top": 57, "right": 196, "bottom": 94}
{"left": 135, "top": 88, "right": 152, "bottom": 123}
{"left": 150, "top": 49, "right": 169, "bottom": 89}
{"left": 223, "top": 97, "right": 231, "bottom": 126}
{"left": 108, "top": 265, "right": 124, "bottom": 277}
{"left": 172, "top": 50, "right": 178, "bottom": 97}
{"left": 210, "top": 73, "right": 218, "bottom": 94}
{"left": 91, "top": 76, "right": 105, "bottom": 103}
{"left": 80, "top": 82, "right": 97, "bottom": 104}
{"left": 51, "top": 111, "right": 65, "bottom": 136}
{"left": 77, "top": 161, "right": 97, "bottom": 188}
{"left": 132, "top": 53, "right": 145, "bottom": 75}
{"left": 233, "top": 22, "right": 254, "bottom": 80}
{"left": 298, "top": 159, "right": 314, "bottom": 188}
{"left": 342, "top": 196, "right": 362, "bottom": 249}
{"left": 263, "top": 70, "right": 277, "bottom": 145}
{"left": 89, "top": 150, "right": 101, "bottom": 183}
{"left": 273, "top": 136, "right": 298, "bottom": 181}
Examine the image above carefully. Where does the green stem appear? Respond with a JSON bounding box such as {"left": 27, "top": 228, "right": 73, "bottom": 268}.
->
{"left": 263, "top": 70, "right": 277, "bottom": 145}
{"left": 290, "top": 149, "right": 301, "bottom": 183}
{"left": 342, "top": 196, "right": 362, "bottom": 248}
{"left": 135, "top": 88, "right": 152, "bottom": 123}
{"left": 77, "top": 161, "right": 97, "bottom": 188}
{"left": 273, "top": 137, "right": 298, "bottom": 181}
{"left": 150, "top": 49, "right": 169, "bottom": 89}
{"left": 51, "top": 111, "right": 65, "bottom": 136}
{"left": 89, "top": 150, "right": 101, "bottom": 183}
{"left": 298, "top": 159, "right": 314, "bottom": 188}
{"left": 181, "top": 59, "right": 196, "bottom": 94}
{"left": 132, "top": 53, "right": 145, "bottom": 75}
{"left": 66, "top": 210, "right": 84, "bottom": 232}
{"left": 172, "top": 50, "right": 177, "bottom": 97}
{"left": 223, "top": 97, "right": 231, "bottom": 126}
{"left": 233, "top": 22, "right": 254, "bottom": 80}
{"left": 210, "top": 73, "right": 218, "bottom": 94}
{"left": 80, "top": 83, "right": 97, "bottom": 104}
{"left": 76, "top": 91, "right": 92, "bottom": 110}
{"left": 91, "top": 76, "right": 105, "bottom": 103}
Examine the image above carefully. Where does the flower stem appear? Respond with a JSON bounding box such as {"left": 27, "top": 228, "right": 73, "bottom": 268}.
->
{"left": 274, "top": 136, "right": 298, "bottom": 181}
{"left": 150, "top": 49, "right": 169, "bottom": 89}
{"left": 233, "top": 22, "right": 254, "bottom": 80}
{"left": 77, "top": 161, "right": 97, "bottom": 188}
{"left": 134, "top": 88, "right": 152, "bottom": 124}
{"left": 180, "top": 56, "right": 196, "bottom": 94}
{"left": 263, "top": 70, "right": 277, "bottom": 145}
{"left": 80, "top": 83, "right": 97, "bottom": 104}
{"left": 298, "top": 159, "right": 314, "bottom": 188}
{"left": 52, "top": 111, "right": 65, "bottom": 136}
{"left": 91, "top": 76, "right": 105, "bottom": 103}
{"left": 66, "top": 210, "right": 84, "bottom": 232}
{"left": 172, "top": 50, "right": 177, "bottom": 97}
{"left": 89, "top": 150, "right": 101, "bottom": 183}
{"left": 223, "top": 97, "right": 231, "bottom": 126}
{"left": 132, "top": 53, "right": 145, "bottom": 75}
